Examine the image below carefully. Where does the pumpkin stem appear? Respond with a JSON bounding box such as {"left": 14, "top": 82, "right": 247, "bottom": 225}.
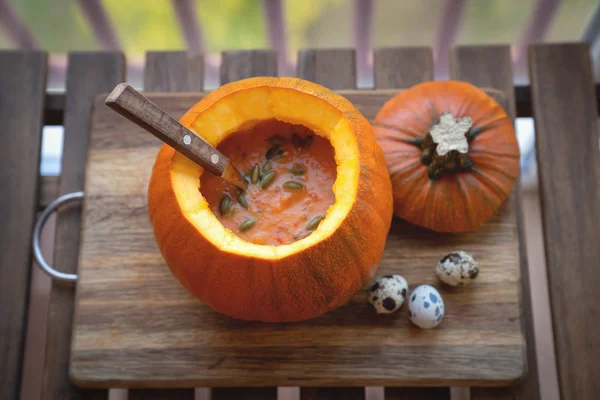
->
{"left": 467, "top": 118, "right": 502, "bottom": 141}
{"left": 430, "top": 113, "right": 472, "bottom": 155}
{"left": 413, "top": 112, "right": 476, "bottom": 180}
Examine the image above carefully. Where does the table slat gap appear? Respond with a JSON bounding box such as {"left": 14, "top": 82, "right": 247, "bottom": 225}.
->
{"left": 212, "top": 387, "right": 277, "bottom": 399}
{"left": 300, "top": 387, "right": 364, "bottom": 400}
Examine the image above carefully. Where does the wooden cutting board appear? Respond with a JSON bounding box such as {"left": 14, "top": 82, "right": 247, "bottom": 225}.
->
{"left": 70, "top": 90, "right": 525, "bottom": 388}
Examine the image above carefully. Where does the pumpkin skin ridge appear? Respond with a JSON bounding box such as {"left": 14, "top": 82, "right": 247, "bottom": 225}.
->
{"left": 453, "top": 176, "right": 474, "bottom": 231}
{"left": 374, "top": 80, "right": 519, "bottom": 233}
{"left": 389, "top": 160, "right": 425, "bottom": 204}
{"left": 150, "top": 143, "right": 368, "bottom": 322}
{"left": 460, "top": 173, "right": 503, "bottom": 220}
{"left": 148, "top": 77, "right": 393, "bottom": 322}
{"left": 343, "top": 165, "right": 391, "bottom": 284}
{"left": 469, "top": 150, "right": 520, "bottom": 159}
{"left": 470, "top": 168, "right": 509, "bottom": 199}
{"left": 471, "top": 157, "right": 520, "bottom": 183}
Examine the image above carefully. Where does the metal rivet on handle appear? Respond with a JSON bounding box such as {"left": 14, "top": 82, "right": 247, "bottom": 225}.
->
{"left": 183, "top": 134, "right": 191, "bottom": 145}
{"left": 211, "top": 154, "right": 219, "bottom": 164}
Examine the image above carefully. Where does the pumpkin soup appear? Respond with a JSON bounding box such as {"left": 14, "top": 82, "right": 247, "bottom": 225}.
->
{"left": 200, "top": 119, "right": 336, "bottom": 246}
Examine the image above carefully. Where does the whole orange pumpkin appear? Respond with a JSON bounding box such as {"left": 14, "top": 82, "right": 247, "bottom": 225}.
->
{"left": 148, "top": 77, "right": 393, "bottom": 322}
{"left": 373, "top": 81, "right": 519, "bottom": 233}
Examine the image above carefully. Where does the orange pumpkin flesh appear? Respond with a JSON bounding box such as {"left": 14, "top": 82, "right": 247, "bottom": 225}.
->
{"left": 148, "top": 77, "right": 393, "bottom": 322}
{"left": 373, "top": 81, "right": 519, "bottom": 233}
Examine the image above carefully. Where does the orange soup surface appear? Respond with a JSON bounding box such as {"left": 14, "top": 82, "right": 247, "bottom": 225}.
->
{"left": 200, "top": 120, "right": 337, "bottom": 246}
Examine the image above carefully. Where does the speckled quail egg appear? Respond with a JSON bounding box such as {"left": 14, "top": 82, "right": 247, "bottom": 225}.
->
{"left": 408, "top": 284, "right": 444, "bottom": 328}
{"left": 436, "top": 251, "right": 479, "bottom": 286}
{"left": 367, "top": 275, "right": 409, "bottom": 314}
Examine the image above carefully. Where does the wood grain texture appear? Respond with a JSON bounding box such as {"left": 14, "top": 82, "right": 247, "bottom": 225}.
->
{"left": 301, "top": 387, "right": 364, "bottom": 400}
{"left": 220, "top": 50, "right": 277, "bottom": 84}
{"left": 450, "top": 45, "right": 538, "bottom": 400}
{"left": 69, "top": 88, "right": 524, "bottom": 388}
{"left": 212, "top": 387, "right": 277, "bottom": 399}
{"left": 297, "top": 49, "right": 356, "bottom": 89}
{"left": 144, "top": 51, "right": 204, "bottom": 92}
{"left": 450, "top": 46, "right": 516, "bottom": 119}
{"left": 41, "top": 52, "right": 125, "bottom": 400}
{"left": 128, "top": 50, "right": 199, "bottom": 400}
{"left": 384, "top": 387, "right": 450, "bottom": 399}
{"left": 529, "top": 43, "right": 600, "bottom": 400}
{"left": 373, "top": 47, "right": 433, "bottom": 89}
{"left": 0, "top": 50, "right": 46, "bottom": 400}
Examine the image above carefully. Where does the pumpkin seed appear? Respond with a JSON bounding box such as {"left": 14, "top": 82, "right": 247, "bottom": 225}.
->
{"left": 291, "top": 133, "right": 303, "bottom": 148}
{"left": 306, "top": 215, "right": 324, "bottom": 230}
{"left": 237, "top": 192, "right": 249, "bottom": 209}
{"left": 294, "top": 231, "right": 311, "bottom": 241}
{"left": 289, "top": 165, "right": 305, "bottom": 175}
{"left": 239, "top": 218, "right": 256, "bottom": 232}
{"left": 251, "top": 164, "right": 260, "bottom": 184}
{"left": 266, "top": 146, "right": 285, "bottom": 160}
{"left": 262, "top": 160, "right": 272, "bottom": 172}
{"left": 283, "top": 181, "right": 304, "bottom": 190}
{"left": 302, "top": 135, "right": 313, "bottom": 149}
{"left": 219, "top": 195, "right": 232, "bottom": 216}
{"left": 268, "top": 135, "right": 287, "bottom": 146}
{"left": 260, "top": 170, "right": 276, "bottom": 189}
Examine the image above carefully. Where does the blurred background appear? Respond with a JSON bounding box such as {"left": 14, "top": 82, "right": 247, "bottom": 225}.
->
{"left": 2, "top": 2, "right": 599, "bottom": 400}
{"left": 2, "top": 0, "right": 599, "bottom": 187}
{"left": 2, "top": 0, "right": 598, "bottom": 89}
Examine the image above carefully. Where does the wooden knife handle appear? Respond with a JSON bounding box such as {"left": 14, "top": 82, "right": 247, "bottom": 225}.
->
{"left": 105, "top": 83, "right": 228, "bottom": 176}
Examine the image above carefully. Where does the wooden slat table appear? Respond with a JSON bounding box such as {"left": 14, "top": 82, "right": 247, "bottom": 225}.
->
{"left": 211, "top": 50, "right": 280, "bottom": 400}
{"left": 221, "top": 50, "right": 278, "bottom": 84}
{"left": 2, "top": 42, "right": 597, "bottom": 400}
{"left": 296, "top": 48, "right": 364, "bottom": 400}
{"left": 41, "top": 52, "right": 125, "bottom": 400}
{"left": 450, "top": 45, "right": 539, "bottom": 400}
{"left": 373, "top": 47, "right": 433, "bottom": 89}
{"left": 530, "top": 43, "right": 600, "bottom": 400}
{"left": 127, "top": 50, "right": 202, "bottom": 400}
{"left": 373, "top": 46, "right": 450, "bottom": 400}
{"left": 0, "top": 50, "right": 46, "bottom": 400}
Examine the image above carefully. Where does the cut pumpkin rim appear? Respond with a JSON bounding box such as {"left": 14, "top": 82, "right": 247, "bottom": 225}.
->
{"left": 169, "top": 78, "right": 361, "bottom": 260}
